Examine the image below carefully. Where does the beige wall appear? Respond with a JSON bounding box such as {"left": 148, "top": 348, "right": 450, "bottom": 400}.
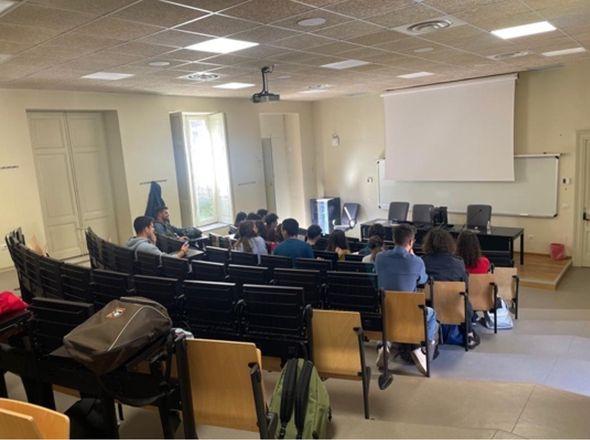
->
{"left": 0, "top": 88, "right": 316, "bottom": 269}
{"left": 313, "top": 59, "right": 590, "bottom": 256}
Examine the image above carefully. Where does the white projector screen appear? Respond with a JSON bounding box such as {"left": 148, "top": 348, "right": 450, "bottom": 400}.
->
{"left": 382, "top": 74, "right": 516, "bottom": 181}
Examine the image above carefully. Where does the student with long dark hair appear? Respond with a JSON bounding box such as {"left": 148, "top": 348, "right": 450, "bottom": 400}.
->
{"left": 234, "top": 211, "right": 247, "bottom": 227}
{"left": 456, "top": 230, "right": 490, "bottom": 274}
{"left": 326, "top": 229, "right": 350, "bottom": 261}
{"left": 233, "top": 220, "right": 267, "bottom": 260}
{"left": 422, "top": 228, "right": 479, "bottom": 349}
{"left": 264, "top": 213, "right": 279, "bottom": 242}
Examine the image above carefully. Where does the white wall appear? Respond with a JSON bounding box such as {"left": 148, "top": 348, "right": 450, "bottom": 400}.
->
{"left": 312, "top": 59, "right": 590, "bottom": 256}
{"left": 259, "top": 113, "right": 306, "bottom": 222}
{"left": 0, "top": 88, "right": 316, "bottom": 269}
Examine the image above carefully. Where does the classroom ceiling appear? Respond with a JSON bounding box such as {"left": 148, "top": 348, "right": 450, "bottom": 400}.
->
{"left": 0, "top": 0, "right": 589, "bottom": 100}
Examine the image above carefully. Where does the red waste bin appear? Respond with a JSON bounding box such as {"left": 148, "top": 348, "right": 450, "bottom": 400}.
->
{"left": 550, "top": 243, "right": 566, "bottom": 260}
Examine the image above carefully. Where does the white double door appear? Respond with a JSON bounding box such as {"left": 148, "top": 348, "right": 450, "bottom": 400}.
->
{"left": 28, "top": 111, "right": 118, "bottom": 259}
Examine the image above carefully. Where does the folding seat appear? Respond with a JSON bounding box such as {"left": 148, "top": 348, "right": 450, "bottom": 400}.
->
{"left": 38, "top": 256, "right": 63, "bottom": 299}
{"left": 272, "top": 268, "right": 323, "bottom": 308}
{"left": 335, "top": 260, "right": 375, "bottom": 273}
{"left": 91, "top": 269, "right": 134, "bottom": 309}
{"left": 161, "top": 255, "right": 190, "bottom": 280}
{"left": 227, "top": 265, "right": 271, "bottom": 288}
{"left": 133, "top": 275, "right": 182, "bottom": 326}
{"left": 205, "top": 246, "right": 230, "bottom": 265}
{"left": 60, "top": 264, "right": 92, "bottom": 303}
{"left": 136, "top": 251, "right": 161, "bottom": 276}
{"left": 190, "top": 260, "right": 227, "bottom": 282}
{"left": 230, "top": 251, "right": 258, "bottom": 266}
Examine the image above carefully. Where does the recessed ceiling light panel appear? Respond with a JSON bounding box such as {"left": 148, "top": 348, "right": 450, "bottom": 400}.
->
{"left": 393, "top": 15, "right": 466, "bottom": 36}
{"left": 321, "top": 59, "right": 370, "bottom": 70}
{"left": 542, "top": 47, "right": 586, "bottom": 57}
{"left": 186, "top": 37, "right": 258, "bottom": 54}
{"left": 414, "top": 47, "right": 434, "bottom": 53}
{"left": 397, "top": 71, "right": 434, "bottom": 79}
{"left": 82, "top": 72, "right": 134, "bottom": 80}
{"left": 0, "top": 0, "right": 16, "bottom": 14}
{"left": 491, "top": 21, "right": 556, "bottom": 39}
{"left": 297, "top": 17, "right": 327, "bottom": 27}
{"left": 214, "top": 82, "right": 255, "bottom": 89}
{"left": 180, "top": 72, "right": 221, "bottom": 82}
{"left": 148, "top": 61, "right": 171, "bottom": 67}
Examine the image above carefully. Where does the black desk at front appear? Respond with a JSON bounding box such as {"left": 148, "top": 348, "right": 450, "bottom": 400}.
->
{"left": 360, "top": 219, "right": 525, "bottom": 265}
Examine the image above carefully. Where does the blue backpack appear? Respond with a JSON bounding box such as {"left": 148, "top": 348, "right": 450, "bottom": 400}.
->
{"left": 441, "top": 324, "right": 465, "bottom": 345}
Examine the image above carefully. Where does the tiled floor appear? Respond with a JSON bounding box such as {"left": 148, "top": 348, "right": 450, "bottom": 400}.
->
{"left": 2, "top": 266, "right": 590, "bottom": 438}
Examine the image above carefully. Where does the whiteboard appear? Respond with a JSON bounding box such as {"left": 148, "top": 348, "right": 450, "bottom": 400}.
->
{"left": 377, "top": 155, "right": 559, "bottom": 218}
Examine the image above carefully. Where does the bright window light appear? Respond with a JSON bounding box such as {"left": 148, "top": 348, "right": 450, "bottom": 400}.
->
{"left": 397, "top": 71, "right": 434, "bottom": 79}
{"left": 491, "top": 21, "right": 556, "bottom": 39}
{"left": 542, "top": 47, "right": 586, "bottom": 57}
{"left": 298, "top": 89, "right": 329, "bottom": 94}
{"left": 185, "top": 38, "right": 258, "bottom": 54}
{"left": 181, "top": 114, "right": 233, "bottom": 226}
{"left": 81, "top": 72, "right": 134, "bottom": 80}
{"left": 213, "top": 82, "right": 255, "bottom": 89}
{"left": 320, "top": 59, "right": 370, "bottom": 70}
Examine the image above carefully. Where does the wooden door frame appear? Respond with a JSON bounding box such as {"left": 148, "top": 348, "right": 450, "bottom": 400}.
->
{"left": 573, "top": 129, "right": 590, "bottom": 266}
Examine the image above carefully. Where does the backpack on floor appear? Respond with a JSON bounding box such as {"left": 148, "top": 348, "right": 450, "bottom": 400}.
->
{"left": 484, "top": 298, "right": 514, "bottom": 330}
{"left": 269, "top": 358, "right": 331, "bottom": 439}
{"left": 440, "top": 324, "right": 465, "bottom": 346}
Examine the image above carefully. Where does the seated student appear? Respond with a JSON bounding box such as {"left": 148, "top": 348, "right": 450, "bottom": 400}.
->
{"left": 230, "top": 211, "right": 247, "bottom": 235}
{"left": 456, "top": 230, "right": 491, "bottom": 274}
{"left": 305, "top": 224, "right": 323, "bottom": 249}
{"left": 326, "top": 229, "right": 350, "bottom": 261}
{"left": 264, "top": 213, "right": 279, "bottom": 242}
{"left": 359, "top": 223, "right": 386, "bottom": 256}
{"left": 374, "top": 224, "right": 437, "bottom": 375}
{"left": 233, "top": 220, "right": 268, "bottom": 260}
{"left": 257, "top": 208, "right": 269, "bottom": 218}
{"left": 127, "top": 216, "right": 188, "bottom": 258}
{"left": 246, "top": 212, "right": 261, "bottom": 221}
{"left": 421, "top": 228, "right": 479, "bottom": 349}
{"left": 362, "top": 235, "right": 384, "bottom": 263}
{"left": 154, "top": 206, "right": 202, "bottom": 239}
{"left": 273, "top": 218, "right": 314, "bottom": 261}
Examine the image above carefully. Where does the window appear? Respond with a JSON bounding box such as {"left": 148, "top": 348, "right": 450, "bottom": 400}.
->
{"left": 177, "top": 113, "right": 233, "bottom": 227}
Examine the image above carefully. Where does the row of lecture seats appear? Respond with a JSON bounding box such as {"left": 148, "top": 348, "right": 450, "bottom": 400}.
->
{"left": 3, "top": 229, "right": 520, "bottom": 435}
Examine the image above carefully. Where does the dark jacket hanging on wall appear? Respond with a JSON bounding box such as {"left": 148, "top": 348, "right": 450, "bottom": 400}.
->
{"left": 145, "top": 181, "right": 165, "bottom": 219}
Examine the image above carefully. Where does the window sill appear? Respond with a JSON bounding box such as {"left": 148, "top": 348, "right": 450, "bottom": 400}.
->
{"left": 200, "top": 222, "right": 230, "bottom": 233}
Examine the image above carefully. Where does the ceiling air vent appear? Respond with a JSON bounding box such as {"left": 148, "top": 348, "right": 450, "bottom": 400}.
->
{"left": 180, "top": 72, "right": 221, "bottom": 82}
{"left": 487, "top": 51, "right": 530, "bottom": 61}
{"left": 393, "top": 15, "right": 466, "bottom": 36}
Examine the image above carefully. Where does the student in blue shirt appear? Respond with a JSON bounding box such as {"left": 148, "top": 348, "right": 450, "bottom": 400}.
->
{"left": 375, "top": 224, "right": 438, "bottom": 376}
{"left": 273, "top": 218, "right": 314, "bottom": 261}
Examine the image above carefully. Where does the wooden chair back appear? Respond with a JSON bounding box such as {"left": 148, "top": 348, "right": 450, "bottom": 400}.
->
{"left": 0, "top": 398, "right": 69, "bottom": 439}
{"left": 312, "top": 309, "right": 362, "bottom": 379}
{"left": 182, "top": 339, "right": 263, "bottom": 432}
{"left": 493, "top": 267, "right": 518, "bottom": 303}
{"left": 383, "top": 291, "right": 425, "bottom": 345}
{"left": 432, "top": 281, "right": 466, "bottom": 325}
{"left": 468, "top": 273, "right": 495, "bottom": 311}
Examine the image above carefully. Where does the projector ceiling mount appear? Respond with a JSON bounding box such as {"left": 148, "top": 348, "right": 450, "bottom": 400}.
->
{"left": 252, "top": 65, "right": 280, "bottom": 103}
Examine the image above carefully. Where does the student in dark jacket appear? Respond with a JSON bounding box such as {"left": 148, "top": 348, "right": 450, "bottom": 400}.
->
{"left": 421, "top": 228, "right": 479, "bottom": 349}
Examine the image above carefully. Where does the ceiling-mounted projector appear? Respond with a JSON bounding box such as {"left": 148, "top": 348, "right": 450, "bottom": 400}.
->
{"left": 252, "top": 65, "right": 280, "bottom": 103}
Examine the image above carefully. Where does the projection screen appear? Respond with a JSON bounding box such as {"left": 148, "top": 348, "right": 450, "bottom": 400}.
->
{"left": 382, "top": 74, "right": 517, "bottom": 181}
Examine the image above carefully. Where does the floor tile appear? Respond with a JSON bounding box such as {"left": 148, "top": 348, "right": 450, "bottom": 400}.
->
{"left": 513, "top": 385, "right": 590, "bottom": 438}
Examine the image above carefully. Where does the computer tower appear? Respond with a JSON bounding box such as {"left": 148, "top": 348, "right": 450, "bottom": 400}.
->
{"left": 310, "top": 197, "right": 341, "bottom": 233}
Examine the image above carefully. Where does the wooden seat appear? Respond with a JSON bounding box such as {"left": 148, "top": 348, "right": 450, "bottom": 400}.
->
{"left": 468, "top": 273, "right": 498, "bottom": 333}
{"left": 176, "top": 338, "right": 276, "bottom": 439}
{"left": 380, "top": 291, "right": 431, "bottom": 384}
{"left": 0, "top": 398, "right": 69, "bottom": 439}
{"left": 493, "top": 267, "right": 520, "bottom": 319}
{"left": 430, "top": 281, "right": 469, "bottom": 351}
{"left": 312, "top": 309, "right": 371, "bottom": 419}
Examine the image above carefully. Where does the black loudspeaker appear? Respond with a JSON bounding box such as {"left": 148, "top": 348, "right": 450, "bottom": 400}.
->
{"left": 310, "top": 197, "right": 341, "bottom": 233}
